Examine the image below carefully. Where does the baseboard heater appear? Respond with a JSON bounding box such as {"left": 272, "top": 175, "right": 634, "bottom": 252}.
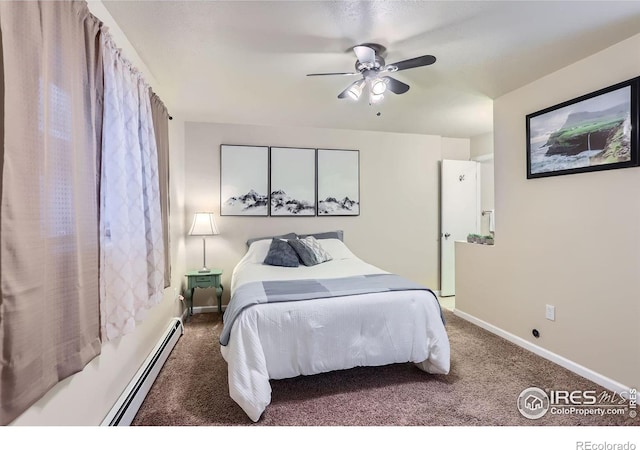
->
{"left": 101, "top": 318, "right": 184, "bottom": 426}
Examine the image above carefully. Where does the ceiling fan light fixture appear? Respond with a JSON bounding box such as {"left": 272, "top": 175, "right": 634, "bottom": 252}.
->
{"left": 371, "top": 78, "right": 387, "bottom": 95}
{"left": 369, "top": 92, "right": 384, "bottom": 104}
{"left": 313, "top": 44, "right": 436, "bottom": 102}
{"left": 347, "top": 80, "right": 364, "bottom": 100}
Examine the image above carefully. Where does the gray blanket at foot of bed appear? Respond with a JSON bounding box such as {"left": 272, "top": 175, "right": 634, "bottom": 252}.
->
{"left": 220, "top": 273, "right": 442, "bottom": 346}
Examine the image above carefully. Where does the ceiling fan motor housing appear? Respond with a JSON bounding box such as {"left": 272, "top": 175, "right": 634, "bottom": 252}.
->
{"left": 355, "top": 55, "right": 385, "bottom": 72}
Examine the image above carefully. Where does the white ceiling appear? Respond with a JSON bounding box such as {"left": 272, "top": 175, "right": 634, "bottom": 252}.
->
{"left": 102, "top": 0, "right": 640, "bottom": 138}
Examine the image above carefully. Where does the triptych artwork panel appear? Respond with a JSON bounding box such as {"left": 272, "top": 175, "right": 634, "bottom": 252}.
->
{"left": 220, "top": 145, "right": 359, "bottom": 217}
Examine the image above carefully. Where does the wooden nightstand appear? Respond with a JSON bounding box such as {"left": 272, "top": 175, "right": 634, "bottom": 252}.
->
{"left": 185, "top": 269, "right": 223, "bottom": 318}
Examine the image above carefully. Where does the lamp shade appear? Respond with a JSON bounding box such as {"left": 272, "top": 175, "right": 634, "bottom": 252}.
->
{"left": 188, "top": 212, "right": 219, "bottom": 236}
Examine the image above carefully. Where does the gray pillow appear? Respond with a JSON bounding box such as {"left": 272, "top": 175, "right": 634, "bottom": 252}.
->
{"left": 297, "top": 230, "right": 343, "bottom": 241}
{"left": 287, "top": 239, "right": 319, "bottom": 266}
{"left": 247, "top": 232, "right": 297, "bottom": 248}
{"left": 263, "top": 239, "right": 299, "bottom": 267}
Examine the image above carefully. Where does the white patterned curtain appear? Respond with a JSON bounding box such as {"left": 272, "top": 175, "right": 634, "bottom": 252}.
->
{"left": 100, "top": 32, "right": 165, "bottom": 340}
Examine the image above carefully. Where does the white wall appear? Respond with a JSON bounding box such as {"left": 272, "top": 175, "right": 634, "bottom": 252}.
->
{"left": 185, "top": 122, "right": 448, "bottom": 307}
{"left": 456, "top": 34, "right": 640, "bottom": 388}
{"left": 9, "top": 1, "right": 186, "bottom": 425}
{"left": 470, "top": 132, "right": 493, "bottom": 159}
{"left": 470, "top": 133, "right": 494, "bottom": 236}
{"left": 442, "top": 137, "right": 470, "bottom": 161}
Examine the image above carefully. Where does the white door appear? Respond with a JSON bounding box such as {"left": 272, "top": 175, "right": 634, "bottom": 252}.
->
{"left": 440, "top": 160, "right": 481, "bottom": 297}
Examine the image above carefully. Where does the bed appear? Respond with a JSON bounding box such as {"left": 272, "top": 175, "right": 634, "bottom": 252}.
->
{"left": 219, "top": 233, "right": 450, "bottom": 422}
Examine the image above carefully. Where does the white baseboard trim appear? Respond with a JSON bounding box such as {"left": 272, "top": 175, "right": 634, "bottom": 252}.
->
{"left": 453, "top": 309, "right": 631, "bottom": 394}
{"left": 192, "top": 305, "right": 226, "bottom": 314}
{"left": 101, "top": 318, "right": 184, "bottom": 426}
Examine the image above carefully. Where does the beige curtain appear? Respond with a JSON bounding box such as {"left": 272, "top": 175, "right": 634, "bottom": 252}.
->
{"left": 150, "top": 90, "right": 171, "bottom": 288}
{"left": 0, "top": 1, "right": 103, "bottom": 425}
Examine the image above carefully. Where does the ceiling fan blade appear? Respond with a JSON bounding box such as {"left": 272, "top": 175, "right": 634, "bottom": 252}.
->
{"left": 353, "top": 45, "right": 376, "bottom": 66}
{"left": 388, "top": 55, "right": 436, "bottom": 71}
{"left": 307, "top": 72, "right": 360, "bottom": 76}
{"left": 337, "top": 79, "right": 362, "bottom": 99}
{"left": 383, "top": 76, "right": 410, "bottom": 94}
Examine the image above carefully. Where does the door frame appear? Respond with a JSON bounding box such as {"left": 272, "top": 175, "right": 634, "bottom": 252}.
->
{"left": 440, "top": 159, "right": 481, "bottom": 297}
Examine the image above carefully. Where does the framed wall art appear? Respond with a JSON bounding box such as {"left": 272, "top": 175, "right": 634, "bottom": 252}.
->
{"left": 270, "top": 147, "right": 316, "bottom": 216}
{"left": 526, "top": 77, "right": 639, "bottom": 179}
{"left": 317, "top": 149, "right": 360, "bottom": 216}
{"left": 220, "top": 145, "right": 269, "bottom": 216}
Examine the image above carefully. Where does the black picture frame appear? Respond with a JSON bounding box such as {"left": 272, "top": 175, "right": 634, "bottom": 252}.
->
{"left": 269, "top": 147, "right": 316, "bottom": 216}
{"left": 526, "top": 76, "right": 640, "bottom": 179}
{"left": 317, "top": 149, "right": 360, "bottom": 216}
{"left": 220, "top": 145, "right": 269, "bottom": 216}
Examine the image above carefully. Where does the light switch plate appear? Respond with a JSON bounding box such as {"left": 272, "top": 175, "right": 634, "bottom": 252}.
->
{"left": 545, "top": 304, "right": 555, "bottom": 321}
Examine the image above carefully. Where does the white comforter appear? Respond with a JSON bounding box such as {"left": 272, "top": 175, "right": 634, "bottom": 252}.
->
{"left": 220, "top": 238, "right": 450, "bottom": 422}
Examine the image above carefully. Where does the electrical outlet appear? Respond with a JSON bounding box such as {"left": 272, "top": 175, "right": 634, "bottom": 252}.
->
{"left": 545, "top": 304, "right": 555, "bottom": 321}
{"left": 174, "top": 287, "right": 185, "bottom": 304}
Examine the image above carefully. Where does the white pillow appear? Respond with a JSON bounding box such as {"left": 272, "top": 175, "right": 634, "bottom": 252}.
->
{"left": 244, "top": 239, "right": 274, "bottom": 263}
{"left": 314, "top": 238, "right": 357, "bottom": 260}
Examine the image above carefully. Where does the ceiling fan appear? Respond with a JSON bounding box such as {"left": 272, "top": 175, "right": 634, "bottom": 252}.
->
{"left": 307, "top": 43, "right": 436, "bottom": 104}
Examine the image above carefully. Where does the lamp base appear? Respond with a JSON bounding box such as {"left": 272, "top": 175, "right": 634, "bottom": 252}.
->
{"left": 198, "top": 267, "right": 210, "bottom": 273}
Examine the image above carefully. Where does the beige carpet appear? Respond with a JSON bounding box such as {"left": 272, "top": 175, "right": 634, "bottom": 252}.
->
{"left": 131, "top": 309, "right": 637, "bottom": 426}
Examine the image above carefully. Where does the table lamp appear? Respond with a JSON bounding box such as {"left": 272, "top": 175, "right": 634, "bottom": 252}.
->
{"left": 188, "top": 212, "right": 219, "bottom": 273}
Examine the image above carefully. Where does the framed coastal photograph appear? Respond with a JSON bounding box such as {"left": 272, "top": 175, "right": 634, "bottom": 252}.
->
{"left": 220, "top": 145, "right": 269, "bottom": 216}
{"left": 526, "top": 77, "right": 639, "bottom": 179}
{"left": 317, "top": 149, "right": 360, "bottom": 216}
{"left": 270, "top": 147, "right": 316, "bottom": 216}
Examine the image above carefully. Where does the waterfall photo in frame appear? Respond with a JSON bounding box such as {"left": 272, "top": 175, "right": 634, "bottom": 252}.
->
{"left": 526, "top": 77, "right": 639, "bottom": 179}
